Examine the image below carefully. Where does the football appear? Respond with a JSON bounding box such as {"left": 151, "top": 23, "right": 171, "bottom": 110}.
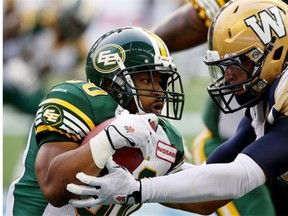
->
{"left": 81, "top": 117, "right": 144, "bottom": 175}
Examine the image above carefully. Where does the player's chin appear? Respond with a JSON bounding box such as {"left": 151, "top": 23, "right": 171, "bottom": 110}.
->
{"left": 146, "top": 107, "right": 162, "bottom": 115}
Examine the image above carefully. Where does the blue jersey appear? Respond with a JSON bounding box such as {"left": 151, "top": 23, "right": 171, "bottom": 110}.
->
{"left": 207, "top": 68, "right": 288, "bottom": 181}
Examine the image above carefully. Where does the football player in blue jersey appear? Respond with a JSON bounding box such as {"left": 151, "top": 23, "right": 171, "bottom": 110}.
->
{"left": 153, "top": 0, "right": 288, "bottom": 214}
{"left": 66, "top": 0, "right": 288, "bottom": 215}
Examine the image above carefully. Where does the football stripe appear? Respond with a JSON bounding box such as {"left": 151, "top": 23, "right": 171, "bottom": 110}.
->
{"left": 36, "top": 125, "right": 79, "bottom": 141}
{"left": 64, "top": 110, "right": 90, "bottom": 136}
{"left": 62, "top": 118, "right": 85, "bottom": 139}
{"left": 141, "top": 28, "right": 168, "bottom": 57}
{"left": 35, "top": 109, "right": 43, "bottom": 126}
{"left": 59, "top": 123, "right": 82, "bottom": 140}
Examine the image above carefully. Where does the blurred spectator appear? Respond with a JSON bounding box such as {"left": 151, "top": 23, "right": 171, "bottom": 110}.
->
{"left": 83, "top": 0, "right": 183, "bottom": 47}
{"left": 3, "top": 0, "right": 95, "bottom": 114}
{"left": 3, "top": 0, "right": 184, "bottom": 115}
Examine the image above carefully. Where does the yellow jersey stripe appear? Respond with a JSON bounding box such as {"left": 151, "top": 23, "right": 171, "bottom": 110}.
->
{"left": 191, "top": 125, "right": 240, "bottom": 216}
{"left": 39, "top": 98, "right": 95, "bottom": 130}
{"left": 191, "top": 126, "right": 212, "bottom": 164}
{"left": 36, "top": 125, "right": 79, "bottom": 141}
{"left": 216, "top": 0, "right": 226, "bottom": 7}
{"left": 217, "top": 202, "right": 240, "bottom": 216}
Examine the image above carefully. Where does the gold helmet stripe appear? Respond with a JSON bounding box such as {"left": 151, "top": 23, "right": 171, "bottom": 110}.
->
{"left": 142, "top": 28, "right": 169, "bottom": 57}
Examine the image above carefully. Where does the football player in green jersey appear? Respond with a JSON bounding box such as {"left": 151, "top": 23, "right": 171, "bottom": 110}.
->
{"left": 6, "top": 26, "right": 190, "bottom": 216}
{"left": 65, "top": 0, "right": 288, "bottom": 215}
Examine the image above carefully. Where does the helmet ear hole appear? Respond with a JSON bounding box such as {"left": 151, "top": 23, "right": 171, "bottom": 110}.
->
{"left": 273, "top": 46, "right": 284, "bottom": 60}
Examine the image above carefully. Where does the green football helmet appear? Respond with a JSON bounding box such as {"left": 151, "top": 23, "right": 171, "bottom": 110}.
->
{"left": 86, "top": 26, "right": 184, "bottom": 120}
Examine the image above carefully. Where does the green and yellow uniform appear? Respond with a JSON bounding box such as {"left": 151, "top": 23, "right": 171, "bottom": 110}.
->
{"left": 6, "top": 80, "right": 185, "bottom": 216}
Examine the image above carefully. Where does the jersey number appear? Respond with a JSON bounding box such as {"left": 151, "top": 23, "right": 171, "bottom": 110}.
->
{"left": 82, "top": 83, "right": 108, "bottom": 97}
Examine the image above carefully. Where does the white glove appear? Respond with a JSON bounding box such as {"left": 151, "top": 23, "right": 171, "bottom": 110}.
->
{"left": 67, "top": 159, "right": 141, "bottom": 207}
{"left": 90, "top": 113, "right": 158, "bottom": 168}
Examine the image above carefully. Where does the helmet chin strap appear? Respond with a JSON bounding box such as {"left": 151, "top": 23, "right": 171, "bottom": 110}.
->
{"left": 125, "top": 72, "right": 145, "bottom": 115}
{"left": 115, "top": 55, "right": 145, "bottom": 115}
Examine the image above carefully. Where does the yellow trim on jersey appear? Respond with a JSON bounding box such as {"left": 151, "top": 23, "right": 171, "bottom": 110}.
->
{"left": 190, "top": 0, "right": 226, "bottom": 8}
{"left": 191, "top": 126, "right": 212, "bottom": 164}
{"left": 36, "top": 125, "right": 79, "bottom": 141}
{"left": 39, "top": 98, "right": 95, "bottom": 130}
{"left": 75, "top": 204, "right": 114, "bottom": 216}
{"left": 191, "top": 125, "right": 241, "bottom": 216}
{"left": 190, "top": 0, "right": 227, "bottom": 27}
{"left": 216, "top": 0, "right": 226, "bottom": 7}
{"left": 217, "top": 202, "right": 240, "bottom": 216}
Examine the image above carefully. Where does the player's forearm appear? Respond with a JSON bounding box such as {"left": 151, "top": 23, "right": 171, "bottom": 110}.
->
{"left": 141, "top": 154, "right": 266, "bottom": 203}
{"left": 151, "top": 3, "right": 208, "bottom": 52}
{"left": 36, "top": 143, "right": 101, "bottom": 207}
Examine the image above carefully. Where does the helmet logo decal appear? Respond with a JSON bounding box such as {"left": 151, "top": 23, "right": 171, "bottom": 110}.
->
{"left": 244, "top": 6, "right": 286, "bottom": 45}
{"left": 93, "top": 44, "right": 126, "bottom": 73}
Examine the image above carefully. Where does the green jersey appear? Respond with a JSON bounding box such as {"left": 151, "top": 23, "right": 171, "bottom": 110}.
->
{"left": 6, "top": 80, "right": 185, "bottom": 216}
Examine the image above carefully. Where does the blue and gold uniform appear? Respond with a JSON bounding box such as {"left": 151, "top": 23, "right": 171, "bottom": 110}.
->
{"left": 191, "top": 0, "right": 288, "bottom": 214}
{"left": 190, "top": 0, "right": 288, "bottom": 215}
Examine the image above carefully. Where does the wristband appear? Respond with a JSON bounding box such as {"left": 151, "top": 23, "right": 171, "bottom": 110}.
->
{"left": 89, "top": 130, "right": 115, "bottom": 169}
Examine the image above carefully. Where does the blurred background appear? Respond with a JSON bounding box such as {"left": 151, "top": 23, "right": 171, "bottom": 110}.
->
{"left": 3, "top": 0, "right": 210, "bottom": 215}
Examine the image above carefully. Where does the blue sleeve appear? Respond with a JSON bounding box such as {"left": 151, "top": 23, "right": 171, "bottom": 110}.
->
{"left": 242, "top": 117, "right": 288, "bottom": 181}
{"left": 206, "top": 115, "right": 256, "bottom": 163}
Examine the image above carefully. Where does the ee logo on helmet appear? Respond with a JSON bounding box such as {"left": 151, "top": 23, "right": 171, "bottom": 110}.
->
{"left": 93, "top": 44, "right": 126, "bottom": 73}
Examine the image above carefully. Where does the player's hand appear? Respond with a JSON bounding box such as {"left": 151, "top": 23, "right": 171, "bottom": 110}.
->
{"left": 67, "top": 159, "right": 141, "bottom": 207}
{"left": 89, "top": 113, "right": 158, "bottom": 168}
{"left": 106, "top": 112, "right": 158, "bottom": 151}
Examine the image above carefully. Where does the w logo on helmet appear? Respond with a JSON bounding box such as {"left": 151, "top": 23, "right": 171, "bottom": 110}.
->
{"left": 244, "top": 6, "right": 286, "bottom": 45}
{"left": 93, "top": 44, "right": 126, "bottom": 73}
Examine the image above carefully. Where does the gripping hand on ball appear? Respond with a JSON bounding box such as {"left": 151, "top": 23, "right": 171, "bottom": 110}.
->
{"left": 67, "top": 159, "right": 141, "bottom": 207}
{"left": 89, "top": 113, "right": 158, "bottom": 169}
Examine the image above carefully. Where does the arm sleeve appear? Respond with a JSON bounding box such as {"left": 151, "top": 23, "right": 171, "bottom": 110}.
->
{"left": 242, "top": 117, "right": 288, "bottom": 180}
{"left": 206, "top": 114, "right": 256, "bottom": 163}
{"left": 141, "top": 153, "right": 266, "bottom": 203}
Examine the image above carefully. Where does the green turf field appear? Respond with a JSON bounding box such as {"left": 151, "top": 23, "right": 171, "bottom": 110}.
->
{"left": 3, "top": 136, "right": 27, "bottom": 187}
